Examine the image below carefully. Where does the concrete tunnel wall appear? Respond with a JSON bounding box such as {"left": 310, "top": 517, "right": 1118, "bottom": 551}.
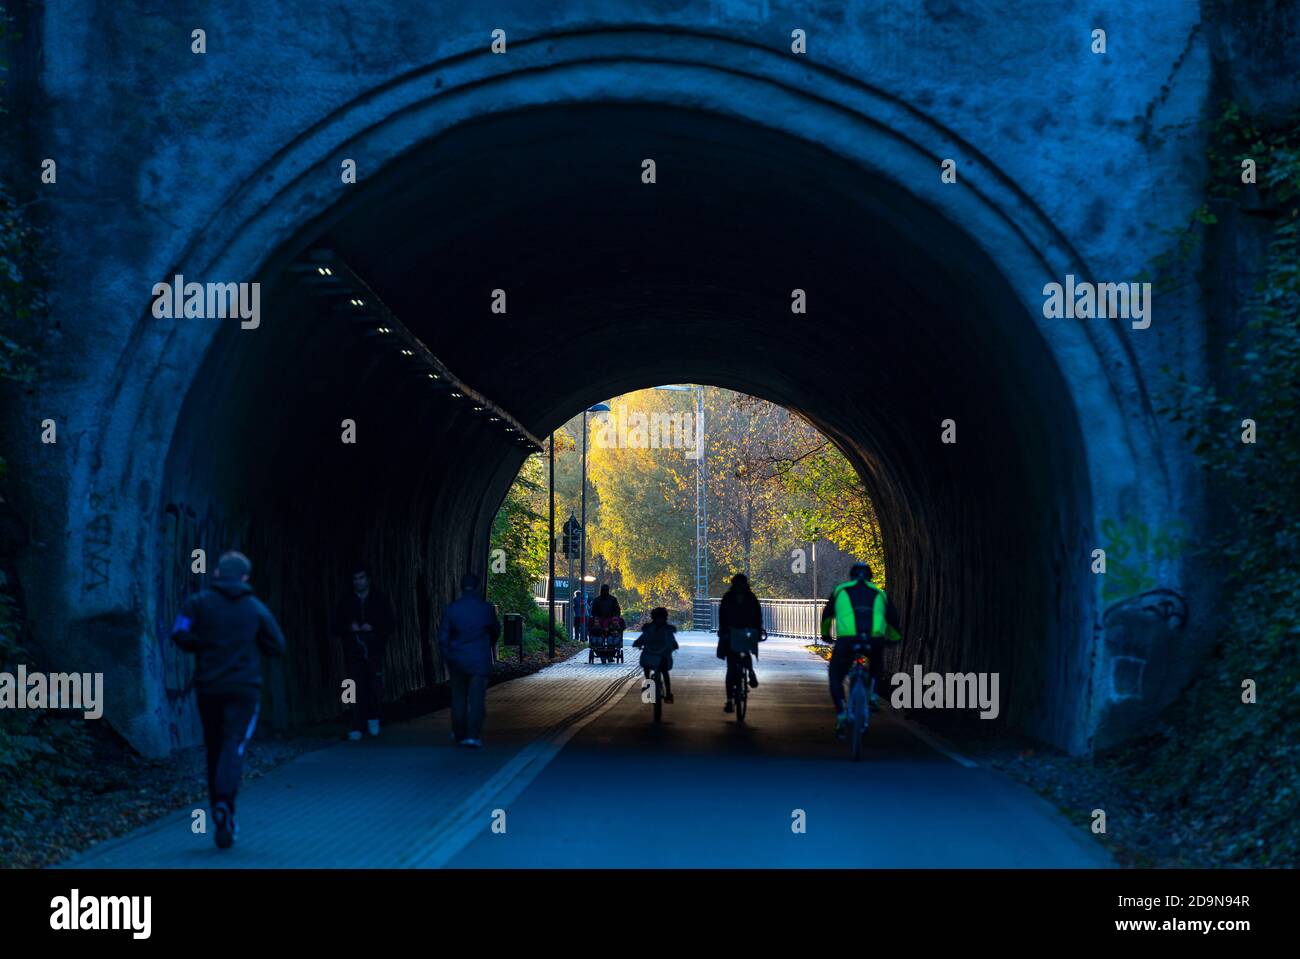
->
{"left": 5, "top": 3, "right": 1222, "bottom": 758}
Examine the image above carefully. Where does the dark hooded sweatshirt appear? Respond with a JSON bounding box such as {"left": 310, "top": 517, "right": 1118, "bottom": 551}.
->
{"left": 171, "top": 578, "right": 286, "bottom": 696}
{"left": 716, "top": 584, "right": 763, "bottom": 659}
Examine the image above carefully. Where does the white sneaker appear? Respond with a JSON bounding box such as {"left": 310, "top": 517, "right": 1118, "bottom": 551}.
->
{"left": 367, "top": 719, "right": 380, "bottom": 737}
{"left": 461, "top": 738, "right": 482, "bottom": 748}
{"left": 347, "top": 730, "right": 363, "bottom": 741}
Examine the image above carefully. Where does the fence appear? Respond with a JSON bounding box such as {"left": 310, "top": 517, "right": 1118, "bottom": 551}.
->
{"left": 697, "top": 597, "right": 829, "bottom": 642}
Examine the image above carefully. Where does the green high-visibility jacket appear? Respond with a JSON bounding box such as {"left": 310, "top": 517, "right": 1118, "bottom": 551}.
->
{"left": 820, "top": 579, "right": 901, "bottom": 642}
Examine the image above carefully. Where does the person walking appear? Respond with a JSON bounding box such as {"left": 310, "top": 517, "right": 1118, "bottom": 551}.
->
{"left": 330, "top": 564, "right": 397, "bottom": 741}
{"left": 437, "top": 573, "right": 501, "bottom": 748}
{"left": 590, "top": 584, "right": 621, "bottom": 620}
{"left": 171, "top": 550, "right": 286, "bottom": 850}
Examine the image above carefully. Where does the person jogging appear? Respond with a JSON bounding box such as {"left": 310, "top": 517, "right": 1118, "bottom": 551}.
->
{"left": 171, "top": 550, "right": 286, "bottom": 849}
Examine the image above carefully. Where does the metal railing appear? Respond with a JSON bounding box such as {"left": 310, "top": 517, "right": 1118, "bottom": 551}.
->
{"left": 699, "top": 597, "right": 829, "bottom": 642}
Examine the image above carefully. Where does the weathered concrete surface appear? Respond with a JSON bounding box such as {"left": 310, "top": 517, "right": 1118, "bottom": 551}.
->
{"left": 3, "top": 1, "right": 1291, "bottom": 756}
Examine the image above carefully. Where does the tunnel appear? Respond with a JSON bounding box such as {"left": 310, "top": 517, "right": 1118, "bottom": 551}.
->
{"left": 154, "top": 98, "right": 1097, "bottom": 755}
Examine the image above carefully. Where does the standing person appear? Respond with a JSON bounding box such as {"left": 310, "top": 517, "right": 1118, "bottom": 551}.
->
{"left": 171, "top": 550, "right": 285, "bottom": 850}
{"left": 330, "top": 564, "right": 397, "bottom": 741}
{"left": 438, "top": 573, "right": 501, "bottom": 748}
{"left": 716, "top": 573, "right": 762, "bottom": 713}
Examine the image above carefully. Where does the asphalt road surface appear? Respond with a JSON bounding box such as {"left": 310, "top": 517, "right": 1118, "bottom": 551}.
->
{"left": 66, "top": 632, "right": 1110, "bottom": 869}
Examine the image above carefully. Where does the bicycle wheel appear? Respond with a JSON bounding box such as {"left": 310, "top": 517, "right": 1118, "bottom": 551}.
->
{"left": 850, "top": 678, "right": 867, "bottom": 761}
{"left": 653, "top": 671, "right": 663, "bottom": 723}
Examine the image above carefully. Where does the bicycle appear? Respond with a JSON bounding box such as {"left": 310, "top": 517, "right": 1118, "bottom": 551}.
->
{"left": 844, "top": 641, "right": 875, "bottom": 761}
{"left": 727, "top": 627, "right": 763, "bottom": 723}
{"left": 729, "top": 651, "right": 752, "bottom": 722}
{"left": 641, "top": 654, "right": 667, "bottom": 723}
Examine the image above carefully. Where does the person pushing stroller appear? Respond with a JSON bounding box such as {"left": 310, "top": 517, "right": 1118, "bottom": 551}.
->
{"left": 632, "top": 607, "right": 679, "bottom": 703}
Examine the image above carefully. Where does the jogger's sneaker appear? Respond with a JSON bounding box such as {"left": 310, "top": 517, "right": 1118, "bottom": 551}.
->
{"left": 664, "top": 693, "right": 674, "bottom": 704}
{"left": 461, "top": 738, "right": 483, "bottom": 748}
{"left": 347, "top": 730, "right": 363, "bottom": 742}
{"left": 367, "top": 719, "right": 380, "bottom": 737}
{"left": 834, "top": 712, "right": 849, "bottom": 739}
{"left": 213, "top": 802, "right": 235, "bottom": 849}
{"left": 724, "top": 700, "right": 734, "bottom": 713}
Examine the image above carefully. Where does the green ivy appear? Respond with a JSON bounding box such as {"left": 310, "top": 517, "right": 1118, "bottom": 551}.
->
{"left": 1131, "top": 101, "right": 1300, "bottom": 866}
{"left": 0, "top": 0, "right": 75, "bottom": 795}
{"left": 487, "top": 455, "right": 551, "bottom": 642}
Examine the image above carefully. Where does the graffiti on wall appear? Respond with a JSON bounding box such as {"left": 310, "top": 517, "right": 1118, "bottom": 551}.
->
{"left": 1099, "top": 515, "right": 1186, "bottom": 602}
{"left": 1101, "top": 587, "right": 1189, "bottom": 700}
{"left": 81, "top": 492, "right": 114, "bottom": 592}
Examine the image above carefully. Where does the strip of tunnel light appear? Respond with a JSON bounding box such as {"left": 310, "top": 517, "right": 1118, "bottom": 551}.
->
{"left": 296, "top": 255, "right": 535, "bottom": 450}
{"left": 289, "top": 250, "right": 543, "bottom": 451}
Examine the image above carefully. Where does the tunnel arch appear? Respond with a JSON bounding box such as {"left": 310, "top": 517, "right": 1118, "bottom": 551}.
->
{"left": 79, "top": 28, "right": 1166, "bottom": 755}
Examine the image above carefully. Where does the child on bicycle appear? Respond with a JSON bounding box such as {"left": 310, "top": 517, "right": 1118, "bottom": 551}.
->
{"left": 632, "top": 607, "right": 679, "bottom": 703}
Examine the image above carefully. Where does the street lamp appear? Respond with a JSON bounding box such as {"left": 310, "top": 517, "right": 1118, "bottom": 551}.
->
{"left": 547, "top": 431, "right": 556, "bottom": 659}
{"left": 580, "top": 403, "right": 611, "bottom": 644}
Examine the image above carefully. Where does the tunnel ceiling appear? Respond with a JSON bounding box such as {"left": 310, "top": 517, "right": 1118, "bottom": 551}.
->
{"left": 318, "top": 104, "right": 1060, "bottom": 438}
{"left": 166, "top": 101, "right": 1093, "bottom": 747}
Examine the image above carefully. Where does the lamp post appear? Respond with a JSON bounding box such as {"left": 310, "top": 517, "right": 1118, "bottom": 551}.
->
{"left": 548, "top": 431, "right": 556, "bottom": 658}
{"left": 580, "top": 403, "right": 611, "bottom": 644}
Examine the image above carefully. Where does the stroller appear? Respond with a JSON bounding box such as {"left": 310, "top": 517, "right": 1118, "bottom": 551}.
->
{"left": 587, "top": 615, "right": 625, "bottom": 664}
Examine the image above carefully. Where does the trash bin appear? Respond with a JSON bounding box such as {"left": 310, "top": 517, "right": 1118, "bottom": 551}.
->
{"left": 503, "top": 613, "right": 524, "bottom": 662}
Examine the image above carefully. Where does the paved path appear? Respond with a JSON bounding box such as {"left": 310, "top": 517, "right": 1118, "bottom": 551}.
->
{"left": 65, "top": 633, "right": 1110, "bottom": 868}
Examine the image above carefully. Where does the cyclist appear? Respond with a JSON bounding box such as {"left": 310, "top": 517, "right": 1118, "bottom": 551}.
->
{"left": 633, "top": 607, "right": 678, "bottom": 703}
{"left": 717, "top": 573, "right": 761, "bottom": 713}
{"left": 820, "top": 562, "right": 901, "bottom": 738}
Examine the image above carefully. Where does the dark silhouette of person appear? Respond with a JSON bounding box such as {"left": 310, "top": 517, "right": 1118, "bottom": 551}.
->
{"left": 330, "top": 564, "right": 396, "bottom": 740}
{"left": 590, "top": 584, "right": 621, "bottom": 619}
{"left": 171, "top": 550, "right": 285, "bottom": 850}
{"left": 633, "top": 606, "right": 679, "bottom": 702}
{"left": 437, "top": 573, "right": 501, "bottom": 747}
{"left": 821, "top": 561, "right": 901, "bottom": 736}
{"left": 717, "top": 572, "right": 762, "bottom": 712}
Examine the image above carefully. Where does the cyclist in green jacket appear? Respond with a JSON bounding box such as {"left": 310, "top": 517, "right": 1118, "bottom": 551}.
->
{"left": 820, "top": 562, "right": 901, "bottom": 737}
